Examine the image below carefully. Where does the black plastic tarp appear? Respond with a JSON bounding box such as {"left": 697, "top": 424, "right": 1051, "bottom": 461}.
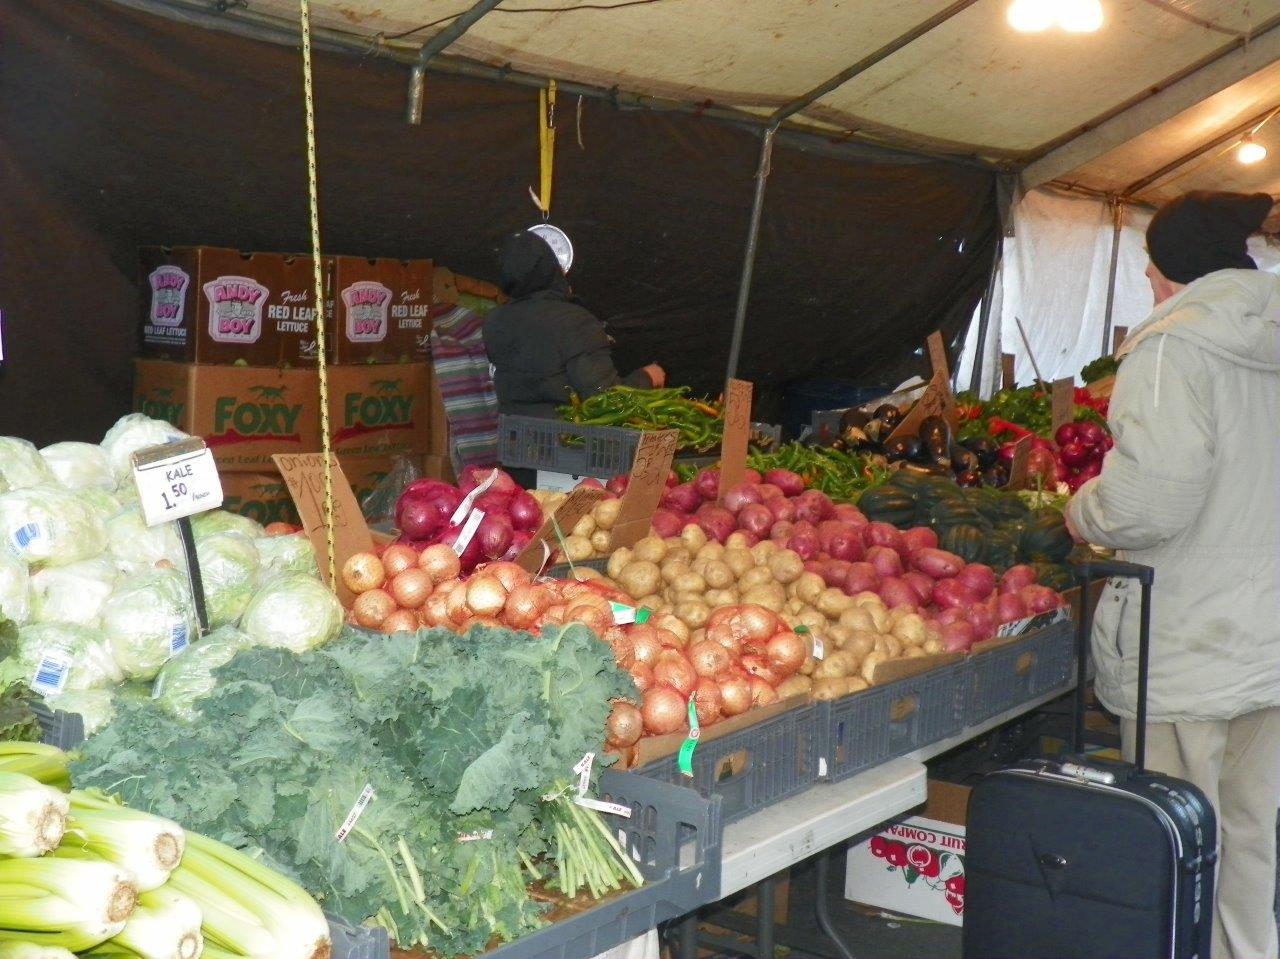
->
{"left": 0, "top": 0, "right": 998, "bottom": 446}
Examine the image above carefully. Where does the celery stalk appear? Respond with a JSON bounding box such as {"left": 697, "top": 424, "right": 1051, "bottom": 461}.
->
{"left": 0, "top": 858, "right": 136, "bottom": 952}
{"left": 0, "top": 745, "right": 70, "bottom": 792}
{"left": 167, "top": 831, "right": 329, "bottom": 959}
{"left": 53, "top": 793, "right": 185, "bottom": 892}
{"left": 0, "top": 943, "right": 77, "bottom": 959}
{"left": 82, "top": 888, "right": 203, "bottom": 959}
{"left": 0, "top": 771, "right": 68, "bottom": 857}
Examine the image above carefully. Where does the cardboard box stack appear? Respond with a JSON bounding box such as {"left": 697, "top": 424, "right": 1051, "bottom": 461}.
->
{"left": 134, "top": 246, "right": 449, "bottom": 523}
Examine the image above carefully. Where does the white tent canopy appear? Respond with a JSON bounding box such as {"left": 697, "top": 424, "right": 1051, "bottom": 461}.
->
{"left": 121, "top": 0, "right": 1280, "bottom": 205}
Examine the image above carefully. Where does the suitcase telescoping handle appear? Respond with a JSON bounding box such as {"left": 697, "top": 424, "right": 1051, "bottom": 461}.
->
{"left": 1072, "top": 560, "right": 1155, "bottom": 770}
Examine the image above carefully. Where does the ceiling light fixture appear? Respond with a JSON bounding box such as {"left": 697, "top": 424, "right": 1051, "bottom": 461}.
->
{"left": 1237, "top": 136, "right": 1268, "bottom": 165}
{"left": 1007, "top": 0, "right": 1103, "bottom": 33}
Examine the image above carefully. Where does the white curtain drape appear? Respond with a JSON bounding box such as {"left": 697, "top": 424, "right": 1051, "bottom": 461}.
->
{"left": 957, "top": 186, "right": 1280, "bottom": 397}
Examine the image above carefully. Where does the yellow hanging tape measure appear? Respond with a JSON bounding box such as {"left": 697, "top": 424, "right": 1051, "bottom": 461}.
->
{"left": 538, "top": 79, "right": 557, "bottom": 217}
{"left": 298, "top": 0, "right": 337, "bottom": 587}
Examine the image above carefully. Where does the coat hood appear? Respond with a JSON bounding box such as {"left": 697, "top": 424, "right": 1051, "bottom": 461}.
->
{"left": 497, "top": 230, "right": 568, "bottom": 300}
{"left": 1121, "top": 269, "right": 1280, "bottom": 372}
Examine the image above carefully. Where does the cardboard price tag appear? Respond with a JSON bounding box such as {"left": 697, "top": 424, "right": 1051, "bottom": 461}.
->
{"left": 131, "top": 440, "right": 224, "bottom": 527}
{"left": 1002, "top": 436, "right": 1032, "bottom": 491}
{"left": 515, "top": 487, "right": 608, "bottom": 573}
{"left": 887, "top": 370, "right": 958, "bottom": 441}
{"left": 1001, "top": 353, "right": 1016, "bottom": 390}
{"left": 272, "top": 453, "right": 372, "bottom": 606}
{"left": 610, "top": 429, "right": 678, "bottom": 549}
{"left": 717, "top": 378, "right": 753, "bottom": 501}
{"left": 1051, "top": 377, "right": 1075, "bottom": 434}
{"left": 1112, "top": 326, "right": 1128, "bottom": 354}
{"left": 926, "top": 331, "right": 950, "bottom": 380}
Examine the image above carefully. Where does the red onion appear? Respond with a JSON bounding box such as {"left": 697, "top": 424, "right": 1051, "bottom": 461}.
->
{"left": 397, "top": 497, "right": 444, "bottom": 540}
{"left": 458, "top": 466, "right": 520, "bottom": 497}
{"left": 476, "top": 513, "right": 514, "bottom": 560}
{"left": 507, "top": 490, "right": 543, "bottom": 532}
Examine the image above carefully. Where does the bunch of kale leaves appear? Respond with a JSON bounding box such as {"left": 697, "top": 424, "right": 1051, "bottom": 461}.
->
{"left": 71, "top": 622, "right": 634, "bottom": 956}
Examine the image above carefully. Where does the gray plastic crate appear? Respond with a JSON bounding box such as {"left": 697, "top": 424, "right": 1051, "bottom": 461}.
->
{"left": 499, "top": 415, "right": 781, "bottom": 479}
{"left": 817, "top": 661, "right": 966, "bottom": 783}
{"left": 31, "top": 701, "right": 86, "bottom": 750}
{"left": 965, "top": 617, "right": 1075, "bottom": 724}
{"left": 326, "top": 911, "right": 390, "bottom": 959}
{"left": 633, "top": 703, "right": 819, "bottom": 826}
{"left": 481, "top": 769, "right": 722, "bottom": 959}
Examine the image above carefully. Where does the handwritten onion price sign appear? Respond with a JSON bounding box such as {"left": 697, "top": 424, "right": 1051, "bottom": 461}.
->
{"left": 131, "top": 440, "right": 224, "bottom": 527}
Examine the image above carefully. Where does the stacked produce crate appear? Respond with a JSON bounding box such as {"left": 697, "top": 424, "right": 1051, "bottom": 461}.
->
{"left": 133, "top": 246, "right": 444, "bottom": 521}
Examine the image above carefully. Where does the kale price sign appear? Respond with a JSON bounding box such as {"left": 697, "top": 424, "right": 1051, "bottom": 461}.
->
{"left": 131, "top": 439, "right": 224, "bottom": 527}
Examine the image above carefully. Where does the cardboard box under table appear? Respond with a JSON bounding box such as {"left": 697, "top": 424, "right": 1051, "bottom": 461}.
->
{"left": 844, "top": 779, "right": 969, "bottom": 927}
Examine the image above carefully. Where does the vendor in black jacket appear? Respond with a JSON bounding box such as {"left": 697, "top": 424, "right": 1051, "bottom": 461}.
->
{"left": 483, "top": 229, "right": 664, "bottom": 419}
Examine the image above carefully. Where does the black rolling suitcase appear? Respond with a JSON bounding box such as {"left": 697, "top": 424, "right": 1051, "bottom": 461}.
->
{"left": 962, "top": 560, "right": 1217, "bottom": 959}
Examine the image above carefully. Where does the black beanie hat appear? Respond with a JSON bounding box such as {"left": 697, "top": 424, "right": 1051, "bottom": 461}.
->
{"left": 1146, "top": 190, "right": 1273, "bottom": 284}
{"left": 497, "top": 230, "right": 563, "bottom": 299}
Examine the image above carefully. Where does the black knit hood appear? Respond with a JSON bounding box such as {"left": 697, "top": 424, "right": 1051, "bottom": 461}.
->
{"left": 497, "top": 230, "right": 568, "bottom": 299}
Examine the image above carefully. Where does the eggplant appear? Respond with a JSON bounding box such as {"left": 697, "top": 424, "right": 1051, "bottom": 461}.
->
{"left": 956, "top": 469, "right": 983, "bottom": 487}
{"left": 950, "top": 448, "right": 979, "bottom": 474}
{"left": 840, "top": 407, "right": 871, "bottom": 432}
{"left": 918, "top": 415, "right": 951, "bottom": 446}
{"left": 873, "top": 403, "right": 903, "bottom": 431}
{"left": 883, "top": 435, "right": 923, "bottom": 462}
{"left": 964, "top": 437, "right": 1000, "bottom": 469}
{"left": 981, "top": 465, "right": 1009, "bottom": 488}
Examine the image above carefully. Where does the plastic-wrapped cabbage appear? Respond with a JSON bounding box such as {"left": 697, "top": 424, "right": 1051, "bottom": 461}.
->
{"left": 0, "top": 437, "right": 57, "bottom": 492}
{"left": 30, "top": 556, "right": 119, "bottom": 627}
{"left": 105, "top": 506, "right": 184, "bottom": 574}
{"left": 9, "top": 622, "right": 125, "bottom": 693}
{"left": 0, "top": 485, "right": 108, "bottom": 567}
{"left": 42, "top": 687, "right": 117, "bottom": 736}
{"left": 195, "top": 532, "right": 260, "bottom": 629}
{"left": 100, "top": 568, "right": 198, "bottom": 681}
{"left": 151, "top": 626, "right": 253, "bottom": 721}
{"left": 254, "top": 532, "right": 319, "bottom": 581}
{"left": 0, "top": 553, "right": 31, "bottom": 625}
{"left": 239, "top": 573, "right": 342, "bottom": 654}
{"left": 191, "top": 509, "right": 264, "bottom": 541}
{"left": 99, "top": 414, "right": 189, "bottom": 482}
{"left": 39, "top": 441, "right": 117, "bottom": 492}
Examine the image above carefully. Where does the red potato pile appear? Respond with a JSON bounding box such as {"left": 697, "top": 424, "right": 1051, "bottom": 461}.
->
{"left": 393, "top": 468, "right": 544, "bottom": 573}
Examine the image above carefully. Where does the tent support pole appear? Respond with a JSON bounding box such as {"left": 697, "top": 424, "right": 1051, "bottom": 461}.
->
{"left": 1100, "top": 198, "right": 1124, "bottom": 357}
{"left": 726, "top": 124, "right": 777, "bottom": 383}
{"left": 968, "top": 239, "right": 1003, "bottom": 396}
{"left": 406, "top": 0, "right": 505, "bottom": 124}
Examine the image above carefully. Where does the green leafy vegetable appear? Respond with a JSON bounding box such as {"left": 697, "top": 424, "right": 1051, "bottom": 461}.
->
{"left": 71, "top": 622, "right": 637, "bottom": 956}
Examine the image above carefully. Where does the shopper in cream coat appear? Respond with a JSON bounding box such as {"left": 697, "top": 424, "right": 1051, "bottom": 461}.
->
{"left": 1066, "top": 190, "right": 1280, "bottom": 959}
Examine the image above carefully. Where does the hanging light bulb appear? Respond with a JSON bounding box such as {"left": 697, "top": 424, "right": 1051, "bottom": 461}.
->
{"left": 1007, "top": 0, "right": 1055, "bottom": 32}
{"left": 1057, "top": 0, "right": 1104, "bottom": 32}
{"left": 1237, "top": 136, "right": 1268, "bottom": 165}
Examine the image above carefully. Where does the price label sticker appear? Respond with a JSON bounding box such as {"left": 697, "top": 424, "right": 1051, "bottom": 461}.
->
{"left": 456, "top": 829, "right": 494, "bottom": 842}
{"left": 450, "top": 469, "right": 499, "bottom": 526}
{"left": 574, "top": 796, "right": 634, "bottom": 818}
{"left": 812, "top": 634, "right": 825, "bottom": 660}
{"left": 31, "top": 649, "right": 71, "bottom": 696}
{"left": 168, "top": 623, "right": 190, "bottom": 658}
{"left": 451, "top": 509, "right": 485, "bottom": 556}
{"left": 610, "top": 602, "right": 637, "bottom": 625}
{"left": 573, "top": 752, "right": 594, "bottom": 797}
{"left": 335, "top": 784, "right": 376, "bottom": 842}
{"left": 1051, "top": 377, "right": 1075, "bottom": 433}
{"left": 677, "top": 697, "right": 700, "bottom": 778}
{"left": 132, "top": 443, "right": 224, "bottom": 527}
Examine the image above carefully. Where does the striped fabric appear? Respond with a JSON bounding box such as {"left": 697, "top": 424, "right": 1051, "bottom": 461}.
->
{"left": 429, "top": 302, "right": 501, "bottom": 473}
